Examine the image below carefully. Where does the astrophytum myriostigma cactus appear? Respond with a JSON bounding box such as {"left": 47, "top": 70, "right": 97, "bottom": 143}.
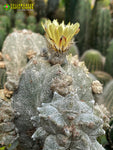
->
{"left": 12, "top": 20, "right": 105, "bottom": 150}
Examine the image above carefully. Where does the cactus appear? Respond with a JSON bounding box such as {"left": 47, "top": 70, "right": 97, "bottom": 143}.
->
{"left": 15, "top": 11, "right": 26, "bottom": 22}
{"left": 2, "top": 29, "right": 47, "bottom": 91}
{"left": 65, "top": 0, "right": 91, "bottom": 54}
{"left": 15, "top": 12, "right": 26, "bottom": 30}
{"left": 80, "top": 49, "right": 104, "bottom": 72}
{"left": 65, "top": 0, "right": 78, "bottom": 24}
{"left": 15, "top": 20, "right": 26, "bottom": 30}
{"left": 103, "top": 80, "right": 113, "bottom": 114}
{"left": 93, "top": 71, "right": 112, "bottom": 86}
{"left": 95, "top": 8, "right": 111, "bottom": 55}
{"left": 0, "top": 97, "right": 18, "bottom": 149}
{"left": 104, "top": 40, "right": 113, "bottom": 76}
{"left": 27, "top": 16, "right": 37, "bottom": 24}
{"left": 0, "top": 27, "right": 7, "bottom": 51}
{"left": 27, "top": 23, "right": 37, "bottom": 32}
{"left": 0, "top": 4, "right": 5, "bottom": 15}
{"left": 37, "top": 18, "right": 47, "bottom": 35}
{"left": 34, "top": 0, "right": 46, "bottom": 19}
{"left": 68, "top": 44, "right": 79, "bottom": 56}
{"left": 46, "top": 0, "right": 60, "bottom": 19}
{"left": 11, "top": 19, "right": 105, "bottom": 150}
{"left": 53, "top": 7, "right": 65, "bottom": 23}
{"left": 105, "top": 117, "right": 113, "bottom": 149}
{"left": 0, "top": 16, "right": 11, "bottom": 32}
{"left": 0, "top": 68, "right": 7, "bottom": 89}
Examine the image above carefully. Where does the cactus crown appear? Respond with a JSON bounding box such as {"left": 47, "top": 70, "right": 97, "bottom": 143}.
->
{"left": 42, "top": 19, "right": 80, "bottom": 53}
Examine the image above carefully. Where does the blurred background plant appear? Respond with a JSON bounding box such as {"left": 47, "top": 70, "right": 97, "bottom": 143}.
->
{"left": 0, "top": 0, "right": 113, "bottom": 149}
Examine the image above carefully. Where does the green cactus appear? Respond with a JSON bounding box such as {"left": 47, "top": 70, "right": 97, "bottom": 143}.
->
{"left": 103, "top": 80, "right": 113, "bottom": 114}
{"left": 0, "top": 68, "right": 7, "bottom": 89}
{"left": 27, "top": 16, "right": 37, "bottom": 24}
{"left": 15, "top": 11, "right": 26, "bottom": 22}
{"left": 105, "top": 118, "right": 113, "bottom": 149}
{"left": 0, "top": 27, "right": 7, "bottom": 51}
{"left": 68, "top": 44, "right": 79, "bottom": 56}
{"left": 0, "top": 16, "right": 11, "bottom": 32}
{"left": 80, "top": 49, "right": 104, "bottom": 72}
{"left": 5, "top": 9, "right": 15, "bottom": 23}
{"left": 104, "top": 40, "right": 113, "bottom": 76}
{"left": 34, "top": 0, "right": 46, "bottom": 19}
{"left": 93, "top": 71, "right": 112, "bottom": 86}
{"left": 27, "top": 23, "right": 37, "bottom": 32}
{"left": 65, "top": 0, "right": 78, "bottom": 24}
{"left": 65, "top": 0, "right": 91, "bottom": 54}
{"left": 95, "top": 8, "right": 111, "bottom": 55}
{"left": 15, "top": 20, "right": 26, "bottom": 30}
{"left": 37, "top": 18, "right": 47, "bottom": 35}
{"left": 0, "top": 4, "right": 5, "bottom": 15}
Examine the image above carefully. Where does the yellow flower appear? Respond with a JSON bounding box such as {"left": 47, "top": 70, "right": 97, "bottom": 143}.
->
{"left": 42, "top": 19, "right": 80, "bottom": 53}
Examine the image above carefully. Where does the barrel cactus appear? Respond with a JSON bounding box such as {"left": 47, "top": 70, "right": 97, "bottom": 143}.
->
{"left": 27, "top": 23, "right": 37, "bottom": 32}
{"left": 80, "top": 49, "right": 104, "bottom": 72}
{"left": 2, "top": 29, "right": 47, "bottom": 93}
{"left": 27, "top": 16, "right": 37, "bottom": 24}
{"left": 15, "top": 20, "right": 26, "bottom": 30}
{"left": 104, "top": 40, "right": 113, "bottom": 76}
{"left": 93, "top": 71, "right": 112, "bottom": 86}
{"left": 68, "top": 44, "right": 79, "bottom": 56}
{"left": 15, "top": 11, "right": 26, "bottom": 22}
{"left": 12, "top": 20, "right": 105, "bottom": 150}
{"left": 0, "top": 16, "right": 11, "bottom": 32}
{"left": 103, "top": 80, "right": 113, "bottom": 114}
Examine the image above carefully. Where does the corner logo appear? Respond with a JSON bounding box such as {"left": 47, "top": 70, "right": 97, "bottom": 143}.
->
{"left": 3, "top": 4, "right": 10, "bottom": 10}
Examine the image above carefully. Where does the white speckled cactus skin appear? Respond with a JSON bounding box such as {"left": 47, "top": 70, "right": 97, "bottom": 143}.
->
{"left": 2, "top": 29, "right": 47, "bottom": 91}
{"left": 12, "top": 51, "right": 105, "bottom": 150}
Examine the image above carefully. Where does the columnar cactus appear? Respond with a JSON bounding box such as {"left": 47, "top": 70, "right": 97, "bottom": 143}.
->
{"left": 104, "top": 40, "right": 113, "bottom": 76}
{"left": 12, "top": 20, "right": 105, "bottom": 150}
{"left": 80, "top": 49, "right": 104, "bottom": 72}
{"left": 65, "top": 0, "right": 91, "bottom": 53}
{"left": 95, "top": 8, "right": 111, "bottom": 55}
